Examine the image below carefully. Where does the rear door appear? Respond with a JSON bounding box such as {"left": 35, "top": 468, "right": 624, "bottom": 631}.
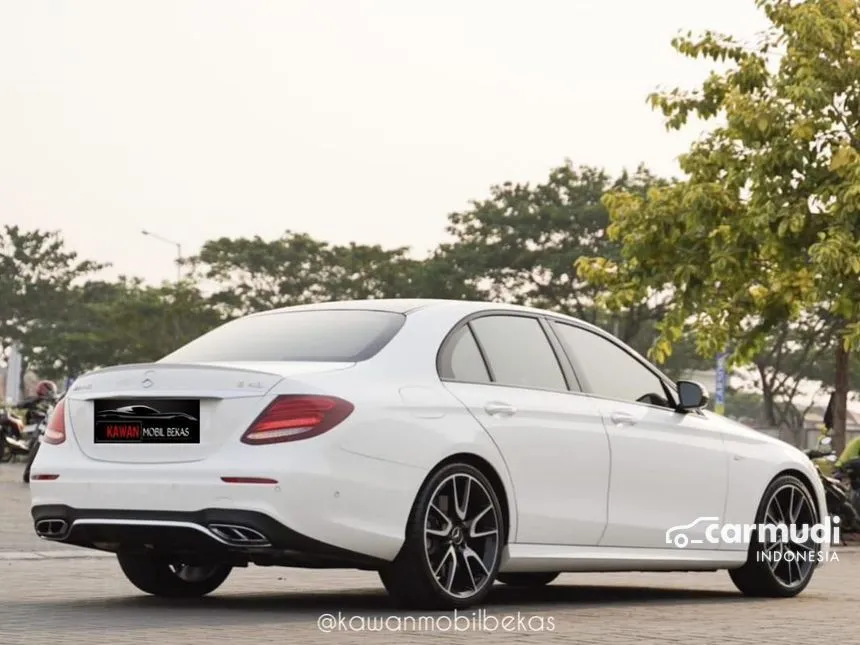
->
{"left": 440, "top": 313, "right": 611, "bottom": 546}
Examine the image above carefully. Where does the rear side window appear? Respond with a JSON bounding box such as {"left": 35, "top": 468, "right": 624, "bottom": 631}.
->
{"left": 159, "top": 310, "right": 406, "bottom": 363}
{"left": 469, "top": 315, "right": 567, "bottom": 391}
{"left": 438, "top": 326, "right": 491, "bottom": 383}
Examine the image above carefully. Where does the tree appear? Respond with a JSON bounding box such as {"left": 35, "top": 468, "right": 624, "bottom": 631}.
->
{"left": 186, "top": 231, "right": 478, "bottom": 317}
{"left": 444, "top": 161, "right": 674, "bottom": 354}
{"left": 90, "top": 279, "right": 224, "bottom": 365}
{"left": 577, "top": 0, "right": 860, "bottom": 453}
{"left": 749, "top": 315, "right": 836, "bottom": 438}
{"left": 26, "top": 278, "right": 223, "bottom": 378}
{"left": 0, "top": 225, "right": 104, "bottom": 378}
{"left": 724, "top": 389, "right": 768, "bottom": 423}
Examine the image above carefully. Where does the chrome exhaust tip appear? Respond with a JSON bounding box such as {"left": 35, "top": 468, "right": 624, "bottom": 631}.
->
{"left": 208, "top": 523, "right": 270, "bottom": 546}
{"left": 35, "top": 518, "right": 69, "bottom": 540}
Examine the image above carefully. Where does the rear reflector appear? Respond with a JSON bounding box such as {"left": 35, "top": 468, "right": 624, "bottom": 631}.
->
{"left": 241, "top": 395, "right": 353, "bottom": 445}
{"left": 221, "top": 477, "right": 279, "bottom": 484}
{"left": 43, "top": 398, "right": 67, "bottom": 445}
{"left": 31, "top": 474, "right": 59, "bottom": 481}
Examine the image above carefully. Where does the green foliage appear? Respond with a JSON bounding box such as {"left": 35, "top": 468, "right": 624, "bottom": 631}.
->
{"left": 444, "top": 160, "right": 671, "bottom": 349}
{"left": 186, "top": 231, "right": 478, "bottom": 317}
{"left": 724, "top": 389, "right": 767, "bottom": 422}
{"left": 25, "top": 278, "right": 223, "bottom": 379}
{"left": 579, "top": 0, "right": 860, "bottom": 358}
{"left": 0, "top": 225, "right": 104, "bottom": 360}
{"left": 576, "top": 0, "right": 860, "bottom": 450}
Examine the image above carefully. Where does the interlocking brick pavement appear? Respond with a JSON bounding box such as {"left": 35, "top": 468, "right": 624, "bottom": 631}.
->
{"left": 1, "top": 553, "right": 858, "bottom": 645}
{"left": 2, "top": 463, "right": 858, "bottom": 644}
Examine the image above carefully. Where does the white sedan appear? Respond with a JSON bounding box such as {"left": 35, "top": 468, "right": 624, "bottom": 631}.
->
{"left": 30, "top": 299, "right": 830, "bottom": 608}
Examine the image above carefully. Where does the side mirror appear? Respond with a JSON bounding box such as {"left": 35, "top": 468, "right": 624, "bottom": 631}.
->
{"left": 677, "top": 380, "right": 709, "bottom": 411}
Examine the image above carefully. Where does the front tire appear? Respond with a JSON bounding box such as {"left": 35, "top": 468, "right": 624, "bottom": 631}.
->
{"left": 497, "top": 572, "right": 559, "bottom": 587}
{"left": 117, "top": 552, "right": 232, "bottom": 598}
{"left": 729, "top": 474, "right": 819, "bottom": 597}
{"left": 379, "top": 462, "right": 505, "bottom": 609}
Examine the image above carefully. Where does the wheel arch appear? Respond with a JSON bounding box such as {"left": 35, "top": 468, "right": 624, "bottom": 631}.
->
{"left": 424, "top": 452, "right": 513, "bottom": 543}
{"left": 752, "top": 467, "right": 824, "bottom": 524}
{"left": 777, "top": 467, "right": 826, "bottom": 520}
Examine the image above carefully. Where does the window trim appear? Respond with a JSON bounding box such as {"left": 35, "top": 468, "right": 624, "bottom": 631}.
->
{"left": 436, "top": 311, "right": 578, "bottom": 394}
{"left": 547, "top": 318, "right": 682, "bottom": 412}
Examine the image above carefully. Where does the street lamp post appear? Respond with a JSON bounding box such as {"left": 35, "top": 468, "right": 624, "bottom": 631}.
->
{"left": 141, "top": 229, "right": 182, "bottom": 282}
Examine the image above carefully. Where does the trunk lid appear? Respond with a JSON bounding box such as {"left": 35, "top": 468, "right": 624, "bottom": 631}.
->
{"left": 66, "top": 361, "right": 353, "bottom": 463}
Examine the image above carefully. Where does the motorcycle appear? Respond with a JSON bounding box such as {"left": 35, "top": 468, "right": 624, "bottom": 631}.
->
{"left": 803, "top": 437, "right": 860, "bottom": 533}
{"left": 833, "top": 456, "right": 860, "bottom": 524}
{"left": 808, "top": 426, "right": 838, "bottom": 475}
{"left": 0, "top": 408, "right": 40, "bottom": 463}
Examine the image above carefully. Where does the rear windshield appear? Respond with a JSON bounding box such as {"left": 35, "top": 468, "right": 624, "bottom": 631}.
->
{"left": 159, "top": 309, "right": 406, "bottom": 363}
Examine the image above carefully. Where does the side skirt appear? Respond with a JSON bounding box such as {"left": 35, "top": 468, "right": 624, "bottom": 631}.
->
{"left": 500, "top": 544, "right": 747, "bottom": 573}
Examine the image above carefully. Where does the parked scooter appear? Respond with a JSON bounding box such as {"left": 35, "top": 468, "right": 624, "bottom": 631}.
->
{"left": 832, "top": 456, "right": 860, "bottom": 523}
{"left": 809, "top": 425, "right": 838, "bottom": 475}
{"left": 0, "top": 408, "right": 40, "bottom": 463}
{"left": 802, "top": 402, "right": 860, "bottom": 533}
{"left": 803, "top": 443, "right": 860, "bottom": 533}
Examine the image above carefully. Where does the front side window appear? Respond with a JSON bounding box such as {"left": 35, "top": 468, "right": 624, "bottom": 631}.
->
{"left": 552, "top": 322, "right": 672, "bottom": 408}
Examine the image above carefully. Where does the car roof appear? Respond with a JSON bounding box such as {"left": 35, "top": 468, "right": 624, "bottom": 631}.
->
{"left": 261, "top": 299, "right": 447, "bottom": 314}
{"left": 251, "top": 298, "right": 603, "bottom": 332}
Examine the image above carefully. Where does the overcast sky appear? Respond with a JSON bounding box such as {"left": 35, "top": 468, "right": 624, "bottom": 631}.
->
{"left": 1, "top": 0, "right": 769, "bottom": 285}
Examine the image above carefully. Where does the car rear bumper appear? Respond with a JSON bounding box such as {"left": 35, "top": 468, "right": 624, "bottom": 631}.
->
{"left": 31, "top": 504, "right": 388, "bottom": 569}
{"left": 29, "top": 442, "right": 426, "bottom": 562}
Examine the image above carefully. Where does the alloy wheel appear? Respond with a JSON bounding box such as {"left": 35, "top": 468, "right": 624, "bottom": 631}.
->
{"left": 760, "top": 482, "right": 817, "bottom": 588}
{"left": 422, "top": 472, "right": 501, "bottom": 599}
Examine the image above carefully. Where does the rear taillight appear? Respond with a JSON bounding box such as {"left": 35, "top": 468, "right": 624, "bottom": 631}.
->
{"left": 241, "top": 395, "right": 353, "bottom": 445}
{"left": 43, "top": 398, "right": 66, "bottom": 445}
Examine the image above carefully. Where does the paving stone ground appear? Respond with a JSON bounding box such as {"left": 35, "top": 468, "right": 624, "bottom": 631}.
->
{"left": 2, "top": 461, "right": 857, "bottom": 644}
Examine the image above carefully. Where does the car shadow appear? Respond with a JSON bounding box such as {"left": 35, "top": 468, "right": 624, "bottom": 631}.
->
{"left": 12, "top": 583, "right": 758, "bottom": 630}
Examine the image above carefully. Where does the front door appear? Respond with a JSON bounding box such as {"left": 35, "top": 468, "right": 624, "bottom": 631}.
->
{"left": 550, "top": 321, "right": 729, "bottom": 550}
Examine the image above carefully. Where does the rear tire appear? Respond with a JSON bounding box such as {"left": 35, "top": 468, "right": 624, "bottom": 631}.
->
{"left": 729, "top": 474, "right": 819, "bottom": 598}
{"left": 379, "top": 462, "right": 505, "bottom": 609}
{"left": 497, "top": 572, "right": 559, "bottom": 587}
{"left": 117, "top": 552, "right": 232, "bottom": 597}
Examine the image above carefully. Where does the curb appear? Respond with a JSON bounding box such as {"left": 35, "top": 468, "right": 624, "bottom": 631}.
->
{"left": 0, "top": 550, "right": 115, "bottom": 561}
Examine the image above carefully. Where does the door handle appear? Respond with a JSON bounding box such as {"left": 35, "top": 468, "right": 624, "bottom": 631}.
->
{"left": 610, "top": 411, "right": 636, "bottom": 426}
{"left": 484, "top": 402, "right": 517, "bottom": 417}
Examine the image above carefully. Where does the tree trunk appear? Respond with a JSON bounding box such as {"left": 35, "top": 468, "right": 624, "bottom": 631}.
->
{"left": 832, "top": 340, "right": 850, "bottom": 456}
{"left": 757, "top": 363, "right": 778, "bottom": 426}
